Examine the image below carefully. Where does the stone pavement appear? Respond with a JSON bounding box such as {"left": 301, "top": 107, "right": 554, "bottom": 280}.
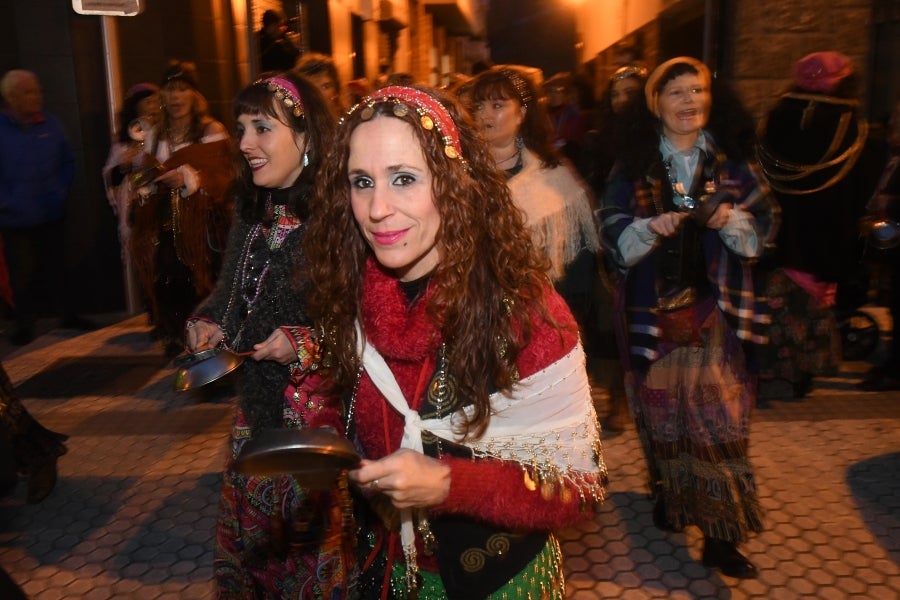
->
{"left": 0, "top": 312, "right": 898, "bottom": 599}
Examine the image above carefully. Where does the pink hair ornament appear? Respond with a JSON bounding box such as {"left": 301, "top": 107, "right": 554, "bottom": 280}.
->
{"left": 257, "top": 76, "right": 304, "bottom": 118}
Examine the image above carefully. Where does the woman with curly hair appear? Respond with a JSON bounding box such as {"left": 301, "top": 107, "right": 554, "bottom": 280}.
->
{"left": 303, "top": 85, "right": 607, "bottom": 599}
{"left": 185, "top": 72, "right": 353, "bottom": 598}
{"left": 597, "top": 57, "right": 778, "bottom": 579}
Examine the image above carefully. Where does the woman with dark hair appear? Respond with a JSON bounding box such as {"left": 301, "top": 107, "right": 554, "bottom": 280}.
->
{"left": 469, "top": 65, "right": 602, "bottom": 365}
{"left": 598, "top": 57, "right": 779, "bottom": 579}
{"left": 102, "top": 83, "right": 160, "bottom": 312}
{"left": 583, "top": 63, "right": 649, "bottom": 196}
{"left": 295, "top": 53, "right": 344, "bottom": 119}
{"left": 184, "top": 73, "right": 353, "bottom": 598}
{"left": 581, "top": 63, "right": 650, "bottom": 432}
{"left": 303, "top": 84, "right": 607, "bottom": 599}
{"left": 130, "top": 60, "right": 235, "bottom": 356}
{"left": 103, "top": 83, "right": 160, "bottom": 235}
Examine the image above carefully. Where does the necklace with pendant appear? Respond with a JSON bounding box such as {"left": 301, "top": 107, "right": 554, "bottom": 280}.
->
{"left": 663, "top": 158, "right": 718, "bottom": 212}
{"left": 663, "top": 159, "right": 696, "bottom": 209}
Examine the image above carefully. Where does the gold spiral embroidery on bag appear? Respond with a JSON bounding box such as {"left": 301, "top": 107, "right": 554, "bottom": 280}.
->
{"left": 460, "top": 534, "right": 511, "bottom": 572}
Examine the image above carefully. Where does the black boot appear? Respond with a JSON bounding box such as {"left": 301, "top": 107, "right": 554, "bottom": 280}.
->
{"left": 702, "top": 537, "right": 758, "bottom": 579}
{"left": 651, "top": 488, "right": 681, "bottom": 532}
{"left": 27, "top": 457, "right": 58, "bottom": 504}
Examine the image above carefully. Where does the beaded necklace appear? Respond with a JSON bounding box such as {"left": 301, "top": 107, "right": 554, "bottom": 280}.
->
{"left": 240, "top": 224, "right": 271, "bottom": 309}
{"left": 242, "top": 202, "right": 302, "bottom": 304}
{"left": 220, "top": 194, "right": 301, "bottom": 350}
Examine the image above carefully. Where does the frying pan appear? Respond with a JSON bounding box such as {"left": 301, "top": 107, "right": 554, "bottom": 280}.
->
{"left": 234, "top": 428, "right": 360, "bottom": 489}
{"left": 173, "top": 348, "right": 245, "bottom": 391}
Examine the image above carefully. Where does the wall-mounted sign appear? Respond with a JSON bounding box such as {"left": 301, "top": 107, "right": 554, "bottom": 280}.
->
{"left": 72, "top": 0, "right": 144, "bottom": 16}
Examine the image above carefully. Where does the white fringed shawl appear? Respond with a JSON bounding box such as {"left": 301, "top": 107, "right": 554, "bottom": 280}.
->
{"left": 508, "top": 148, "right": 601, "bottom": 281}
{"left": 359, "top": 331, "right": 606, "bottom": 572}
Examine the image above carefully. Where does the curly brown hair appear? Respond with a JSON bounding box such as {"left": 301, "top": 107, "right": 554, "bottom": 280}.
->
{"left": 303, "top": 85, "right": 555, "bottom": 437}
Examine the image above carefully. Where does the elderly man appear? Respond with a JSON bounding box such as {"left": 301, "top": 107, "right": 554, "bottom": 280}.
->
{"left": 0, "top": 69, "right": 91, "bottom": 345}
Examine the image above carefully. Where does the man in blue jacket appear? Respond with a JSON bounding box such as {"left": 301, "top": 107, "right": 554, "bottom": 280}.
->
{"left": 0, "top": 69, "right": 90, "bottom": 345}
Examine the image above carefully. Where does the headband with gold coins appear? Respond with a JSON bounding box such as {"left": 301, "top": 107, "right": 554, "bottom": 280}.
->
{"left": 257, "top": 76, "right": 304, "bottom": 118}
{"left": 347, "top": 85, "right": 464, "bottom": 161}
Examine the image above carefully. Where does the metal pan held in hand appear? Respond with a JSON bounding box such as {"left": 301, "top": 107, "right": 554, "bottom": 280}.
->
{"left": 234, "top": 428, "right": 361, "bottom": 489}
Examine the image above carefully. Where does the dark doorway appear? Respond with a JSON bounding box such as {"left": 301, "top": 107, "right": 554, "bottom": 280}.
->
{"left": 487, "top": 0, "right": 577, "bottom": 76}
{"left": 303, "top": 0, "right": 333, "bottom": 56}
{"left": 658, "top": 0, "right": 706, "bottom": 65}
{"left": 352, "top": 13, "right": 365, "bottom": 79}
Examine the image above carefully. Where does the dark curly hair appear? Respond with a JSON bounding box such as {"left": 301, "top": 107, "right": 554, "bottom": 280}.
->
{"left": 231, "top": 72, "right": 336, "bottom": 224}
{"left": 303, "top": 85, "right": 555, "bottom": 438}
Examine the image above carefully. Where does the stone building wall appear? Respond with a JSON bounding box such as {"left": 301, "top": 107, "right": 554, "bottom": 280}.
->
{"left": 726, "top": 0, "right": 873, "bottom": 122}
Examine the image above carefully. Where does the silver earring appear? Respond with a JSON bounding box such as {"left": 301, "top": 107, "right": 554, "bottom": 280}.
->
{"left": 303, "top": 152, "right": 309, "bottom": 167}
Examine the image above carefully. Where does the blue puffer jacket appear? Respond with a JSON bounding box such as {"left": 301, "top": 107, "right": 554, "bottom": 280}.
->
{"left": 0, "top": 109, "right": 74, "bottom": 229}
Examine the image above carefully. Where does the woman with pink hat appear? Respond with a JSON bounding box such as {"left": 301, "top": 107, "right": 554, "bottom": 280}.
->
{"left": 757, "top": 51, "right": 877, "bottom": 398}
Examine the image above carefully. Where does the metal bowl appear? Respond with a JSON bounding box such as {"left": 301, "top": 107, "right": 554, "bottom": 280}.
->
{"left": 235, "top": 428, "right": 360, "bottom": 489}
{"left": 173, "top": 348, "right": 244, "bottom": 392}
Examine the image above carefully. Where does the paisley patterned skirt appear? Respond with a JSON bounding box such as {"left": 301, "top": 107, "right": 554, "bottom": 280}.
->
{"left": 626, "top": 308, "right": 764, "bottom": 543}
{"left": 214, "top": 382, "right": 355, "bottom": 599}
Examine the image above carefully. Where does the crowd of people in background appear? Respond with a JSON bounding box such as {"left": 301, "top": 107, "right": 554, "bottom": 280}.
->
{"left": 0, "top": 9, "right": 898, "bottom": 596}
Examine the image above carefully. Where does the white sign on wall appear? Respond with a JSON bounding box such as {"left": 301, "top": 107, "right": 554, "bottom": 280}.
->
{"left": 72, "top": 0, "right": 144, "bottom": 16}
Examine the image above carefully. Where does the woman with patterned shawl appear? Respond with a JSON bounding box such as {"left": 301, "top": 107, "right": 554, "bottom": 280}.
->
{"left": 184, "top": 73, "right": 354, "bottom": 598}
{"left": 597, "top": 57, "right": 778, "bottom": 579}
{"left": 303, "top": 84, "right": 607, "bottom": 600}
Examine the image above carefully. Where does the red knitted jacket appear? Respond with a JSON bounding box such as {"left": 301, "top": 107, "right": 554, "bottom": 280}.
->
{"left": 354, "top": 261, "right": 598, "bottom": 571}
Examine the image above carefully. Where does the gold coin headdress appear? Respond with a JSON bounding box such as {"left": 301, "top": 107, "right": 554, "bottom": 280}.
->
{"left": 256, "top": 76, "right": 304, "bottom": 118}
{"left": 346, "top": 85, "right": 464, "bottom": 161}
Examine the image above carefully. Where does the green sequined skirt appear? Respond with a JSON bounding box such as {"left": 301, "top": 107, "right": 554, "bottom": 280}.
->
{"left": 388, "top": 534, "right": 565, "bottom": 600}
